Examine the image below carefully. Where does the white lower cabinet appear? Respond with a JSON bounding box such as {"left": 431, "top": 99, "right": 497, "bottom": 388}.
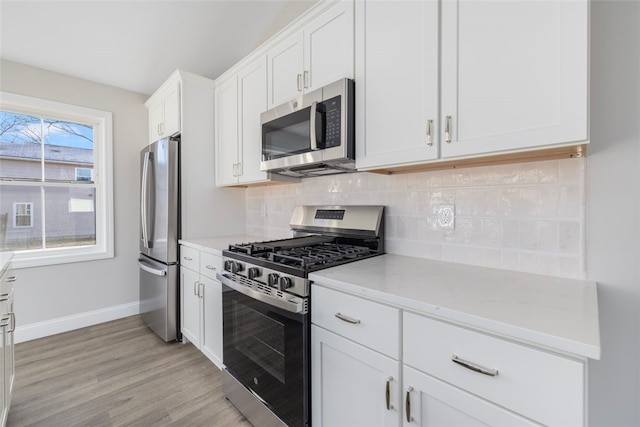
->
{"left": 402, "top": 365, "right": 538, "bottom": 427}
{"left": 312, "top": 325, "right": 400, "bottom": 427}
{"left": 311, "top": 284, "right": 587, "bottom": 427}
{"left": 1, "top": 264, "right": 15, "bottom": 427}
{"left": 179, "top": 245, "right": 224, "bottom": 368}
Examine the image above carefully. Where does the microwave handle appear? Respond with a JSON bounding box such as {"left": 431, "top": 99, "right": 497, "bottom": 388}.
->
{"left": 309, "top": 101, "right": 319, "bottom": 150}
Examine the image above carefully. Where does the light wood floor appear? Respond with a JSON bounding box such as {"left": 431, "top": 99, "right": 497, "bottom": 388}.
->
{"left": 7, "top": 315, "right": 253, "bottom": 427}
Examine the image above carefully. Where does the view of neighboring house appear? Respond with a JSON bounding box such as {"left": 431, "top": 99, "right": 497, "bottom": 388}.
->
{"left": 0, "top": 141, "right": 96, "bottom": 250}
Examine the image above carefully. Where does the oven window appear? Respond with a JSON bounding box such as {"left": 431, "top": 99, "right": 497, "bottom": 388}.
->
{"left": 263, "top": 107, "right": 312, "bottom": 160}
{"left": 232, "top": 300, "right": 285, "bottom": 383}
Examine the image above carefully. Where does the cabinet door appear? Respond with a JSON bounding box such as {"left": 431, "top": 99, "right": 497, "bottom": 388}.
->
{"left": 303, "top": 0, "right": 354, "bottom": 92}
{"left": 163, "top": 82, "right": 181, "bottom": 138}
{"left": 201, "top": 276, "right": 223, "bottom": 368}
{"left": 180, "top": 267, "right": 201, "bottom": 348}
{"left": 403, "top": 366, "right": 539, "bottom": 427}
{"left": 214, "top": 76, "right": 240, "bottom": 186}
{"left": 0, "top": 312, "right": 6, "bottom": 426}
{"left": 267, "top": 32, "right": 304, "bottom": 107}
{"left": 440, "top": 0, "right": 588, "bottom": 158}
{"left": 312, "top": 325, "right": 401, "bottom": 427}
{"left": 355, "top": 0, "right": 439, "bottom": 170}
{"left": 149, "top": 101, "right": 164, "bottom": 143}
{"left": 238, "top": 57, "right": 269, "bottom": 184}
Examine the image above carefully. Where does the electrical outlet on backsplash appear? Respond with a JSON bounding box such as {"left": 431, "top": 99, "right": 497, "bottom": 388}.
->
{"left": 245, "top": 158, "right": 587, "bottom": 279}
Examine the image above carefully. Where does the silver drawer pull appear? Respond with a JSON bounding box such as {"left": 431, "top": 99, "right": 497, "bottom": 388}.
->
{"left": 335, "top": 312, "right": 361, "bottom": 324}
{"left": 0, "top": 293, "right": 9, "bottom": 302}
{"left": 452, "top": 355, "right": 499, "bottom": 377}
{"left": 6, "top": 276, "right": 17, "bottom": 282}
{"left": 205, "top": 265, "right": 216, "bottom": 270}
{"left": 183, "top": 256, "right": 193, "bottom": 261}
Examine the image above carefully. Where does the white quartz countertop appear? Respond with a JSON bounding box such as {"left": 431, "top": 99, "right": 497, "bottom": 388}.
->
{"left": 309, "top": 254, "right": 600, "bottom": 360}
{"left": 179, "top": 235, "right": 264, "bottom": 255}
{"left": 0, "top": 252, "right": 14, "bottom": 275}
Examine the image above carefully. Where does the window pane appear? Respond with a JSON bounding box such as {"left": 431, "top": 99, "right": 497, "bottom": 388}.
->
{"left": 43, "top": 118, "right": 94, "bottom": 182}
{"left": 0, "top": 185, "right": 43, "bottom": 251}
{"left": 0, "top": 111, "right": 42, "bottom": 180}
{"left": 44, "top": 187, "right": 96, "bottom": 248}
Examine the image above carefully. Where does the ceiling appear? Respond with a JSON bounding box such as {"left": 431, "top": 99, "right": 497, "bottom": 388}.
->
{"left": 0, "top": 1, "right": 315, "bottom": 95}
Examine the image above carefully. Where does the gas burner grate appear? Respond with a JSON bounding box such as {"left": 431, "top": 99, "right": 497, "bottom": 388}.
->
{"left": 269, "top": 243, "right": 372, "bottom": 269}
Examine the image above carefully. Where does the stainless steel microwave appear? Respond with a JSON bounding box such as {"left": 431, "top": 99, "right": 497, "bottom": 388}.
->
{"left": 260, "top": 78, "right": 355, "bottom": 178}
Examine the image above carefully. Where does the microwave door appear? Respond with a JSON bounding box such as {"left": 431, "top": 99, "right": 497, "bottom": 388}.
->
{"left": 262, "top": 107, "right": 313, "bottom": 161}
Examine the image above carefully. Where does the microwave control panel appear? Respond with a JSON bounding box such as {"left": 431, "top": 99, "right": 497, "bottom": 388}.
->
{"left": 324, "top": 95, "right": 341, "bottom": 148}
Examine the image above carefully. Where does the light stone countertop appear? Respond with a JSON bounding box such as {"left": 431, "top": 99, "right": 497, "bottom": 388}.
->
{"left": 179, "top": 235, "right": 265, "bottom": 256}
{"left": 309, "top": 254, "right": 600, "bottom": 360}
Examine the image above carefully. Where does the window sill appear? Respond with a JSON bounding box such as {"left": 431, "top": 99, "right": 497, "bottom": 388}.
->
{"left": 10, "top": 245, "right": 114, "bottom": 269}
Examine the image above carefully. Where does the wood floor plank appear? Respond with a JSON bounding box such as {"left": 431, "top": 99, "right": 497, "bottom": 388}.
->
{"left": 7, "top": 315, "right": 253, "bottom": 427}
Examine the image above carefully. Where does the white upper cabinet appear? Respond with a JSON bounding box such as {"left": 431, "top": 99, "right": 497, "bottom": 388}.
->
{"left": 440, "top": 0, "right": 589, "bottom": 158}
{"left": 238, "top": 57, "right": 269, "bottom": 184}
{"left": 355, "top": 0, "right": 439, "bottom": 170}
{"left": 215, "top": 57, "right": 274, "bottom": 187}
{"left": 148, "top": 81, "right": 180, "bottom": 143}
{"left": 267, "top": 0, "right": 354, "bottom": 108}
{"left": 214, "top": 75, "right": 239, "bottom": 187}
{"left": 267, "top": 32, "right": 304, "bottom": 108}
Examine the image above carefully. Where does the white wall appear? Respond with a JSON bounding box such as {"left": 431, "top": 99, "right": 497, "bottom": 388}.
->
{"left": 587, "top": 2, "right": 640, "bottom": 425}
{"left": 0, "top": 59, "right": 148, "bottom": 341}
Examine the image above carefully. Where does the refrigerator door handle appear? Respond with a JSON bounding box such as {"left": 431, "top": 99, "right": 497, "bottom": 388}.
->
{"left": 138, "top": 259, "right": 167, "bottom": 277}
{"left": 141, "top": 151, "right": 154, "bottom": 249}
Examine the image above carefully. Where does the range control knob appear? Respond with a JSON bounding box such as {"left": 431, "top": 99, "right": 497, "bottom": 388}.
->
{"left": 248, "top": 267, "right": 261, "bottom": 280}
{"left": 230, "top": 261, "right": 243, "bottom": 274}
{"left": 279, "top": 277, "right": 293, "bottom": 290}
{"left": 268, "top": 273, "right": 280, "bottom": 287}
{"left": 224, "top": 260, "right": 233, "bottom": 271}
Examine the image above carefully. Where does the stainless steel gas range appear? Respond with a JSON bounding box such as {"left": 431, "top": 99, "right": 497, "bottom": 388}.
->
{"left": 217, "top": 205, "right": 385, "bottom": 427}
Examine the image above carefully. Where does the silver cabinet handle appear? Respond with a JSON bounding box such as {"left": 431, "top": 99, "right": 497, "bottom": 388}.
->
{"left": 8, "top": 312, "right": 15, "bottom": 333}
{"left": 6, "top": 276, "right": 16, "bottom": 282}
{"left": 232, "top": 163, "right": 237, "bottom": 177}
{"left": 237, "top": 163, "right": 242, "bottom": 176}
{"left": 157, "top": 124, "right": 162, "bottom": 136}
{"left": 385, "top": 376, "right": 393, "bottom": 410}
{"left": 297, "top": 73, "right": 303, "bottom": 92}
{"left": 452, "top": 354, "right": 499, "bottom": 377}
{"left": 0, "top": 294, "right": 8, "bottom": 302}
{"left": 405, "top": 386, "right": 414, "bottom": 422}
{"left": 444, "top": 115, "right": 452, "bottom": 143}
{"left": 198, "top": 282, "right": 204, "bottom": 299}
{"left": 183, "top": 256, "right": 193, "bottom": 261}
{"left": 335, "top": 312, "right": 360, "bottom": 324}
{"left": 303, "top": 70, "right": 309, "bottom": 89}
{"left": 0, "top": 316, "right": 8, "bottom": 328}
{"left": 205, "top": 265, "right": 216, "bottom": 271}
{"left": 426, "top": 119, "right": 433, "bottom": 146}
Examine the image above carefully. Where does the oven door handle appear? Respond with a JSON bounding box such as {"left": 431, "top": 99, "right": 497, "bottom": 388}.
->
{"left": 217, "top": 271, "right": 305, "bottom": 314}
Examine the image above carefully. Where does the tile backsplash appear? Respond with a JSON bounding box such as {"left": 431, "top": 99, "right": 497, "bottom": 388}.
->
{"left": 245, "top": 158, "right": 586, "bottom": 279}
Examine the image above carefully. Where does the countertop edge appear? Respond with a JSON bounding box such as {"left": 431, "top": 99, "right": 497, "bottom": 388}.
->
{"left": 309, "top": 272, "right": 601, "bottom": 361}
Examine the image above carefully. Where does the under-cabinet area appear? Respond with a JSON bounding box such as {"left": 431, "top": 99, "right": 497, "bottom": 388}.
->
{"left": 310, "top": 254, "right": 599, "bottom": 427}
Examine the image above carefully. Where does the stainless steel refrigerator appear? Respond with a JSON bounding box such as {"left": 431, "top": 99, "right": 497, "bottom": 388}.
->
{"left": 138, "top": 137, "right": 179, "bottom": 342}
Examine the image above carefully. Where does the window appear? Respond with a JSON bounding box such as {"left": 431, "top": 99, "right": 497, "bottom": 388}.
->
{"left": 13, "top": 202, "right": 32, "bottom": 227}
{"left": 75, "top": 167, "right": 93, "bottom": 182}
{"left": 0, "top": 92, "right": 113, "bottom": 268}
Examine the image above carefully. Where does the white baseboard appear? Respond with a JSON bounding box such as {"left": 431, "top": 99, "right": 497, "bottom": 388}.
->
{"left": 15, "top": 302, "right": 140, "bottom": 343}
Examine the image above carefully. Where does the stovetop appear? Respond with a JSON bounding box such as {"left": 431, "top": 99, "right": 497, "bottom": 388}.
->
{"left": 225, "top": 235, "right": 379, "bottom": 274}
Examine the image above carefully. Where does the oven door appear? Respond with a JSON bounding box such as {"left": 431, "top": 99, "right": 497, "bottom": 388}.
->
{"left": 222, "top": 281, "right": 310, "bottom": 427}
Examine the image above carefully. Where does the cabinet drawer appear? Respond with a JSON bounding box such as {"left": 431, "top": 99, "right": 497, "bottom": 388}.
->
{"left": 180, "top": 246, "right": 199, "bottom": 271}
{"left": 200, "top": 252, "right": 222, "bottom": 279}
{"left": 311, "top": 285, "right": 400, "bottom": 359}
{"left": 403, "top": 312, "right": 584, "bottom": 426}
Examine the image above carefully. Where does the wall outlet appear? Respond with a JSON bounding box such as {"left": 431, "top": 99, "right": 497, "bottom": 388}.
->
{"left": 436, "top": 205, "right": 455, "bottom": 230}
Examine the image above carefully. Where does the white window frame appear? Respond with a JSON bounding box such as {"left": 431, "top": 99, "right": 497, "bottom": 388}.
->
{"left": 0, "top": 91, "right": 114, "bottom": 269}
{"left": 75, "top": 167, "right": 94, "bottom": 182}
{"left": 13, "top": 202, "right": 33, "bottom": 228}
